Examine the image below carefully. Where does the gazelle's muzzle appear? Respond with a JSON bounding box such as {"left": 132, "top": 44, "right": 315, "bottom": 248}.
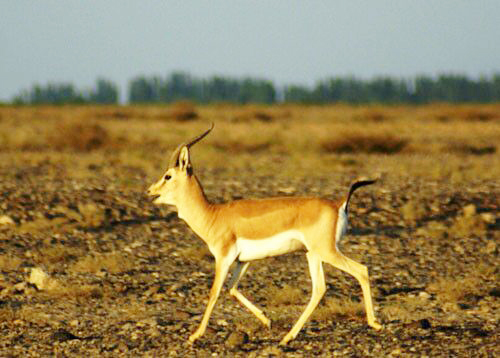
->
{"left": 147, "top": 186, "right": 160, "bottom": 202}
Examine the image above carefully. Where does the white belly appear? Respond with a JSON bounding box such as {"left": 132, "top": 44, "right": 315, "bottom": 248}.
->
{"left": 236, "top": 230, "right": 305, "bottom": 261}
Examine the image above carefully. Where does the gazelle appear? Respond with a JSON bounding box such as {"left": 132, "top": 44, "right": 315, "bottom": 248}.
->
{"left": 147, "top": 124, "right": 382, "bottom": 345}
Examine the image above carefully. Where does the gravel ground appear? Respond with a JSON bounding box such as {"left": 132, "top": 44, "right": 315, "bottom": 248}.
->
{"left": 0, "top": 154, "right": 498, "bottom": 357}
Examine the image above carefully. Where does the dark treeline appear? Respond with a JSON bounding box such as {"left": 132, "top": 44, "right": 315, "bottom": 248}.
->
{"left": 129, "top": 72, "right": 276, "bottom": 104}
{"left": 13, "top": 78, "right": 119, "bottom": 105}
{"left": 285, "top": 74, "right": 500, "bottom": 104}
{"left": 12, "top": 72, "right": 500, "bottom": 105}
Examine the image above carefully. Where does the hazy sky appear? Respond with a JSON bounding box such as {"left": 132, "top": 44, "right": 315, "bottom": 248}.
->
{"left": 1, "top": 1, "right": 499, "bottom": 101}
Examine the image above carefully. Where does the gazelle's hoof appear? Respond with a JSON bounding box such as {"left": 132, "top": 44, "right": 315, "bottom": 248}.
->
{"left": 370, "top": 321, "right": 383, "bottom": 330}
{"left": 279, "top": 334, "right": 293, "bottom": 346}
{"left": 188, "top": 331, "right": 202, "bottom": 343}
{"left": 262, "top": 317, "right": 271, "bottom": 329}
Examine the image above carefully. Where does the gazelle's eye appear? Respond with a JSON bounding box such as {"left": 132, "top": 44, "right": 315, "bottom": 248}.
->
{"left": 164, "top": 175, "right": 172, "bottom": 180}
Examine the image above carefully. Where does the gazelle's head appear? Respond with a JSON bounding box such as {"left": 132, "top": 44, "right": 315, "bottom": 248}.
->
{"left": 147, "top": 124, "right": 213, "bottom": 206}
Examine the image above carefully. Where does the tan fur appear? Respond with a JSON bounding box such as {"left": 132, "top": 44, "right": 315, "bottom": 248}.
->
{"left": 147, "top": 126, "right": 382, "bottom": 345}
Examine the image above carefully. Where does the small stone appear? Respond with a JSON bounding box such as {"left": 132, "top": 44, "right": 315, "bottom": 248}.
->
{"left": 480, "top": 212, "right": 495, "bottom": 224}
{"left": 171, "top": 310, "right": 191, "bottom": 321}
{"left": 28, "top": 268, "right": 48, "bottom": 290}
{"left": 390, "top": 347, "right": 402, "bottom": 356}
{"left": 51, "top": 329, "right": 79, "bottom": 342}
{"left": 13, "top": 282, "right": 27, "bottom": 292}
{"left": 69, "top": 320, "right": 79, "bottom": 327}
{"left": 484, "top": 241, "right": 497, "bottom": 254}
{"left": 0, "top": 215, "right": 15, "bottom": 227}
{"left": 462, "top": 204, "right": 476, "bottom": 217}
{"left": 225, "top": 331, "right": 248, "bottom": 350}
{"left": 419, "top": 291, "right": 431, "bottom": 300}
{"left": 454, "top": 245, "right": 464, "bottom": 254}
{"left": 419, "top": 318, "right": 431, "bottom": 329}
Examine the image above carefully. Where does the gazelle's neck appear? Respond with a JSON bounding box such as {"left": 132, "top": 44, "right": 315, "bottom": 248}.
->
{"left": 176, "top": 175, "right": 214, "bottom": 241}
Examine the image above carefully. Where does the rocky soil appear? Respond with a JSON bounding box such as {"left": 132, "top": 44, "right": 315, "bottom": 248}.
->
{"left": 0, "top": 156, "right": 498, "bottom": 357}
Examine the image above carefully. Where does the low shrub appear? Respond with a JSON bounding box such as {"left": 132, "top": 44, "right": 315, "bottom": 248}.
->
{"left": 166, "top": 100, "right": 198, "bottom": 121}
{"left": 321, "top": 132, "right": 408, "bottom": 154}
{"left": 48, "top": 120, "right": 110, "bottom": 151}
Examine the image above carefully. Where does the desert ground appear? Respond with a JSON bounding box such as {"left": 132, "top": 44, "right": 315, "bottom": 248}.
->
{"left": 0, "top": 104, "right": 498, "bottom": 357}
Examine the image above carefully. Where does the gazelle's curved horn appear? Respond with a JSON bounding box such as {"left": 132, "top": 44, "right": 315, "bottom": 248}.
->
{"left": 168, "top": 123, "right": 214, "bottom": 168}
{"left": 186, "top": 122, "right": 214, "bottom": 148}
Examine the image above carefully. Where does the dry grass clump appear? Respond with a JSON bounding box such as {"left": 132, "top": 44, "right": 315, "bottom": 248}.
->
{"left": 16, "top": 217, "right": 69, "bottom": 235}
{"left": 165, "top": 100, "right": 198, "bottom": 121}
{"left": 232, "top": 107, "right": 281, "bottom": 123}
{"left": 428, "top": 273, "right": 490, "bottom": 305}
{"left": 321, "top": 132, "right": 408, "bottom": 154}
{"left": 401, "top": 199, "right": 428, "bottom": 226}
{"left": 48, "top": 284, "right": 103, "bottom": 300}
{"left": 354, "top": 108, "right": 393, "bottom": 122}
{"left": 427, "top": 263, "right": 495, "bottom": 308}
{"left": 0, "top": 254, "right": 23, "bottom": 271}
{"left": 312, "top": 297, "right": 364, "bottom": 322}
{"left": 178, "top": 245, "right": 211, "bottom": 261}
{"left": 36, "top": 245, "right": 81, "bottom": 266}
{"left": 264, "top": 284, "right": 304, "bottom": 306}
{"left": 451, "top": 108, "right": 498, "bottom": 122}
{"left": 427, "top": 105, "right": 500, "bottom": 122}
{"left": 70, "top": 252, "right": 134, "bottom": 274}
{"left": 381, "top": 296, "right": 429, "bottom": 323}
{"left": 48, "top": 120, "right": 111, "bottom": 151}
{"left": 448, "top": 204, "right": 488, "bottom": 239}
{"left": 91, "top": 107, "right": 134, "bottom": 120}
{"left": 212, "top": 139, "right": 274, "bottom": 153}
{"left": 211, "top": 127, "right": 281, "bottom": 153}
{"left": 444, "top": 143, "right": 496, "bottom": 156}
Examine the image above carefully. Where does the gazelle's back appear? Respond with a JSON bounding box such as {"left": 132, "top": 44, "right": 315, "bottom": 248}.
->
{"left": 214, "top": 196, "right": 341, "bottom": 240}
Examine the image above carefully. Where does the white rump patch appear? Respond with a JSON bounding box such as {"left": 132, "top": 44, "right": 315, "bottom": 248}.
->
{"left": 236, "top": 230, "right": 305, "bottom": 261}
{"left": 335, "top": 202, "right": 348, "bottom": 248}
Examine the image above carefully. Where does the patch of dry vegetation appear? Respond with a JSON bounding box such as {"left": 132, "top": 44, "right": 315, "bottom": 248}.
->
{"left": 70, "top": 252, "right": 134, "bottom": 274}
{"left": 264, "top": 284, "right": 304, "bottom": 306}
{"left": 212, "top": 139, "right": 275, "bottom": 153}
{"left": 312, "top": 297, "right": 364, "bottom": 322}
{"left": 47, "top": 120, "right": 113, "bottom": 151}
{"left": 177, "top": 244, "right": 212, "bottom": 262}
{"left": 321, "top": 132, "right": 408, "bottom": 154}
{"left": 400, "top": 199, "right": 428, "bottom": 226}
{"left": 427, "top": 105, "right": 500, "bottom": 122}
{"left": 165, "top": 100, "right": 199, "bottom": 121}
{"left": 381, "top": 295, "right": 430, "bottom": 322}
{"left": 444, "top": 142, "right": 496, "bottom": 156}
{"left": 35, "top": 245, "right": 81, "bottom": 266}
{"left": 0, "top": 254, "right": 23, "bottom": 271}
{"left": 449, "top": 204, "right": 489, "bottom": 239}
{"left": 231, "top": 105, "right": 291, "bottom": 123}
{"left": 427, "top": 268, "right": 495, "bottom": 306}
{"left": 210, "top": 125, "right": 283, "bottom": 154}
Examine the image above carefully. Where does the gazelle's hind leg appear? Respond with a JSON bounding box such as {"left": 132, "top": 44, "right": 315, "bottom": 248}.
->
{"left": 228, "top": 261, "right": 271, "bottom": 328}
{"left": 280, "top": 252, "right": 326, "bottom": 345}
{"left": 323, "top": 251, "right": 382, "bottom": 330}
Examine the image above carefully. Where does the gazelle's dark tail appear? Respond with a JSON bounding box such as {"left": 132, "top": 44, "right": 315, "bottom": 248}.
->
{"left": 345, "top": 179, "right": 377, "bottom": 213}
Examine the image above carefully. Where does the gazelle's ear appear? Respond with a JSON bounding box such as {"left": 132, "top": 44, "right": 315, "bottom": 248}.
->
{"left": 179, "top": 146, "right": 190, "bottom": 171}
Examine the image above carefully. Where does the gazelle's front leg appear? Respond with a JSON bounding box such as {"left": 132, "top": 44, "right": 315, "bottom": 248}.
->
{"left": 188, "top": 256, "right": 233, "bottom": 343}
{"left": 228, "top": 260, "right": 271, "bottom": 328}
